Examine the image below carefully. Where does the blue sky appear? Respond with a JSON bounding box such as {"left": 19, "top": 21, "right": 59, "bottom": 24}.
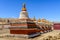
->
{"left": 0, "top": 0, "right": 60, "bottom": 22}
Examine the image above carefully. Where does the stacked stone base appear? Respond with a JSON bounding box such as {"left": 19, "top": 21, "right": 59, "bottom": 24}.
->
{"left": 5, "top": 32, "right": 40, "bottom": 38}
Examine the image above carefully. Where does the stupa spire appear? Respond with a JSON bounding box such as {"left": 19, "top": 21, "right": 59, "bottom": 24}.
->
{"left": 33, "top": 16, "right": 36, "bottom": 21}
{"left": 19, "top": 3, "right": 29, "bottom": 19}
{"left": 38, "top": 18, "right": 41, "bottom": 22}
{"left": 22, "top": 3, "right": 26, "bottom": 11}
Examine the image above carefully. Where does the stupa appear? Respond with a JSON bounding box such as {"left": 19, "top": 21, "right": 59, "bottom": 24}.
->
{"left": 9, "top": 3, "right": 41, "bottom": 38}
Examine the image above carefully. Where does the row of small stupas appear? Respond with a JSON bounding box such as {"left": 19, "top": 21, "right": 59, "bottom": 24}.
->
{"left": 0, "top": 4, "right": 53, "bottom": 38}
{"left": 0, "top": 18, "right": 53, "bottom": 25}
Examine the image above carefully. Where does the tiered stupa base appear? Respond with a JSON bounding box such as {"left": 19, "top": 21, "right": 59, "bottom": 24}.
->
{"left": 10, "top": 29, "right": 40, "bottom": 38}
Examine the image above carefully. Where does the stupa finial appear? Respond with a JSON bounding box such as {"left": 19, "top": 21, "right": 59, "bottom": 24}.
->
{"left": 22, "top": 3, "right": 26, "bottom": 11}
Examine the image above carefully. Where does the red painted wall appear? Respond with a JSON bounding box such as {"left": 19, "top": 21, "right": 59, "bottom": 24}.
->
{"left": 10, "top": 29, "right": 40, "bottom": 34}
{"left": 53, "top": 23, "right": 60, "bottom": 30}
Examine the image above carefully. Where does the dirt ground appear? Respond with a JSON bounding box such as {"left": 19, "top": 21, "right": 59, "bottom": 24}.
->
{"left": 0, "top": 30, "right": 60, "bottom": 40}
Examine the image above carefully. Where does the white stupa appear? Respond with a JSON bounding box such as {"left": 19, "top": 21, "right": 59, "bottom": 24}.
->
{"left": 19, "top": 3, "right": 29, "bottom": 19}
